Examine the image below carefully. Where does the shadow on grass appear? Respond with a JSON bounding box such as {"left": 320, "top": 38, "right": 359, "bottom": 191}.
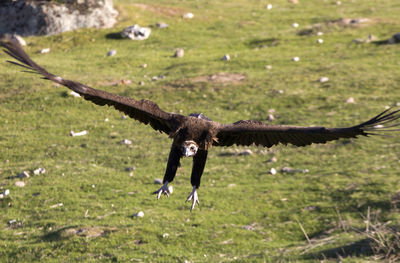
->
{"left": 245, "top": 38, "right": 280, "bottom": 48}
{"left": 105, "top": 32, "right": 123, "bottom": 40}
{"left": 303, "top": 238, "right": 374, "bottom": 260}
{"left": 42, "top": 225, "right": 79, "bottom": 242}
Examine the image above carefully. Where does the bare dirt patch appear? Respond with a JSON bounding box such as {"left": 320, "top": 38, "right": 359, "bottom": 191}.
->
{"left": 191, "top": 72, "right": 246, "bottom": 85}
{"left": 133, "top": 3, "right": 185, "bottom": 17}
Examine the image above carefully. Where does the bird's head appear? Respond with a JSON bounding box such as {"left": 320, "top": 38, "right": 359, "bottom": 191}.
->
{"left": 181, "top": 140, "right": 199, "bottom": 157}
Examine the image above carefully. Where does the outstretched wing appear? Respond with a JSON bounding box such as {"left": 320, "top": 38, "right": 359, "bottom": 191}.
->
{"left": 1, "top": 39, "right": 181, "bottom": 134}
{"left": 214, "top": 109, "right": 400, "bottom": 147}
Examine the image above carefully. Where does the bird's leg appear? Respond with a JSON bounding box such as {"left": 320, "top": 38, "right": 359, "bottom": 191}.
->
{"left": 186, "top": 149, "right": 208, "bottom": 211}
{"left": 153, "top": 181, "right": 170, "bottom": 199}
{"left": 153, "top": 146, "right": 181, "bottom": 200}
{"left": 186, "top": 186, "right": 199, "bottom": 211}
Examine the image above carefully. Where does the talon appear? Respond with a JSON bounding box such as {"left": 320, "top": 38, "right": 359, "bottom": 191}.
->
{"left": 186, "top": 186, "right": 200, "bottom": 211}
{"left": 153, "top": 181, "right": 170, "bottom": 199}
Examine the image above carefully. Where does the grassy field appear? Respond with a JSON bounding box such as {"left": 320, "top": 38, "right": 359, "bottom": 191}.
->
{"left": 1, "top": 0, "right": 400, "bottom": 262}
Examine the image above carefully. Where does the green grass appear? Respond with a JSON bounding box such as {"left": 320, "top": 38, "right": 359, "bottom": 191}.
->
{"left": 1, "top": 0, "right": 400, "bottom": 262}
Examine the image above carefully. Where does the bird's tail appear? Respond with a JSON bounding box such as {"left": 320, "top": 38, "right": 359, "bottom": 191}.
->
{"left": 354, "top": 108, "right": 400, "bottom": 135}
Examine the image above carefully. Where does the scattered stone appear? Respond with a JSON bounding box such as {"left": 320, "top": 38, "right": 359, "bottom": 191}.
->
{"left": 182, "top": 12, "right": 194, "bottom": 19}
{"left": 242, "top": 223, "right": 257, "bottom": 231}
{"left": 292, "top": 23, "right": 299, "bottom": 28}
{"left": 50, "top": 203, "right": 63, "bottom": 208}
{"left": 125, "top": 167, "right": 135, "bottom": 172}
{"left": 133, "top": 211, "right": 144, "bottom": 217}
{"left": 317, "top": 31, "right": 323, "bottom": 36}
{"left": 104, "top": 118, "right": 109, "bottom": 122}
{"left": 265, "top": 65, "right": 272, "bottom": 70}
{"left": 174, "top": 48, "right": 184, "bottom": 58}
{"left": 40, "top": 48, "right": 50, "bottom": 54}
{"left": 156, "top": 22, "right": 169, "bottom": 28}
{"left": 120, "top": 139, "right": 132, "bottom": 145}
{"left": 154, "top": 178, "right": 163, "bottom": 184}
{"left": 336, "top": 1, "right": 342, "bottom": 5}
{"left": 121, "top": 25, "right": 151, "bottom": 40}
{"left": 122, "top": 115, "right": 127, "bottom": 119}
{"left": 346, "top": 97, "right": 355, "bottom": 104}
{"left": 141, "top": 63, "right": 147, "bottom": 68}
{"left": 138, "top": 81, "right": 145, "bottom": 86}
{"left": 70, "top": 130, "right": 88, "bottom": 137}
{"left": 18, "top": 171, "right": 30, "bottom": 178}
{"left": 15, "top": 181, "right": 25, "bottom": 187}
{"left": 14, "top": 35, "right": 26, "bottom": 46}
{"left": 289, "top": 0, "right": 299, "bottom": 3}
{"left": 305, "top": 205, "right": 319, "bottom": 211}
{"left": 388, "top": 33, "right": 400, "bottom": 44}
{"left": 269, "top": 168, "right": 277, "bottom": 175}
{"left": 267, "top": 114, "right": 275, "bottom": 121}
{"left": 8, "top": 219, "right": 17, "bottom": 225}
{"left": 266, "top": 4, "right": 273, "bottom": 10}
{"left": 221, "top": 54, "right": 230, "bottom": 61}
{"left": 228, "top": 183, "right": 236, "bottom": 188}
{"left": 69, "top": 91, "right": 81, "bottom": 97}
{"left": 280, "top": 167, "right": 309, "bottom": 173}
{"left": 4, "top": 189, "right": 10, "bottom": 196}
{"left": 158, "top": 75, "right": 165, "bottom": 79}
{"left": 266, "top": 157, "right": 278, "bottom": 163}
{"left": 151, "top": 76, "right": 158, "bottom": 81}
{"left": 33, "top": 168, "right": 46, "bottom": 175}
{"left": 353, "top": 34, "right": 377, "bottom": 44}
{"left": 319, "top": 77, "right": 329, "bottom": 83}
{"left": 107, "top": 50, "right": 116, "bottom": 56}
{"left": 162, "top": 233, "right": 170, "bottom": 238}
{"left": 239, "top": 149, "right": 253, "bottom": 156}
{"left": 292, "top": 56, "right": 300, "bottom": 62}
{"left": 317, "top": 38, "right": 324, "bottom": 44}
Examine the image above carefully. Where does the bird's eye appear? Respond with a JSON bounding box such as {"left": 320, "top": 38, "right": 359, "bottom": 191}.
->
{"left": 190, "top": 146, "right": 196, "bottom": 151}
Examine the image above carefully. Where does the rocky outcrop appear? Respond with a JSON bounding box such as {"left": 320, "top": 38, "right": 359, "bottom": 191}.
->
{"left": 0, "top": 0, "right": 118, "bottom": 36}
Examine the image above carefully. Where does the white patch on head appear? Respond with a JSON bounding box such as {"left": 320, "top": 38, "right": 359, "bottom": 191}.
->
{"left": 181, "top": 140, "right": 198, "bottom": 157}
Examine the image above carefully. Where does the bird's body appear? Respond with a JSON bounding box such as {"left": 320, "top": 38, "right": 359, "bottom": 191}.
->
{"left": 2, "top": 38, "right": 400, "bottom": 211}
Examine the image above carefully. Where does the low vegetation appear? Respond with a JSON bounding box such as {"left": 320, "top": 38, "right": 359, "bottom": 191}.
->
{"left": 1, "top": 0, "right": 399, "bottom": 262}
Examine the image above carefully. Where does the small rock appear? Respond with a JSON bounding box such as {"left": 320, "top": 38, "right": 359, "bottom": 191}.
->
{"left": 50, "top": 203, "right": 63, "bottom": 208}
{"left": 4, "top": 189, "right": 10, "bottom": 196}
{"left": 133, "top": 211, "right": 144, "bottom": 217}
{"left": 182, "top": 12, "right": 194, "bottom": 19}
{"left": 15, "top": 181, "right": 25, "bottom": 187}
{"left": 267, "top": 114, "right": 275, "bottom": 121}
{"left": 40, "top": 48, "right": 50, "bottom": 54}
{"left": 69, "top": 91, "right": 81, "bottom": 97}
{"left": 221, "top": 54, "right": 230, "bottom": 61}
{"left": 268, "top": 109, "right": 275, "bottom": 114}
{"left": 228, "top": 183, "right": 236, "bottom": 188}
{"left": 292, "top": 56, "right": 300, "bottom": 62}
{"left": 280, "top": 167, "right": 309, "bottom": 173}
{"left": 120, "top": 139, "right": 132, "bottom": 145}
{"left": 156, "top": 22, "right": 169, "bottom": 28}
{"left": 269, "top": 168, "right": 277, "bottom": 175}
{"left": 346, "top": 97, "right": 355, "bottom": 104}
{"left": 125, "top": 167, "right": 135, "bottom": 172}
{"left": 239, "top": 149, "right": 253, "bottom": 156}
{"left": 162, "top": 233, "right": 170, "bottom": 238}
{"left": 292, "top": 23, "right": 299, "bottom": 28}
{"left": 107, "top": 50, "right": 116, "bottom": 56}
{"left": 14, "top": 35, "right": 26, "bottom": 46}
{"left": 319, "top": 77, "right": 329, "bottom": 83}
{"left": 289, "top": 0, "right": 299, "bottom": 3}
{"left": 121, "top": 25, "right": 151, "bottom": 40}
{"left": 158, "top": 75, "right": 165, "bottom": 79}
{"left": 122, "top": 115, "right": 127, "bottom": 119}
{"left": 266, "top": 157, "right": 278, "bottom": 163}
{"left": 138, "top": 81, "right": 145, "bottom": 86}
{"left": 317, "top": 31, "right": 323, "bottom": 36}
{"left": 33, "top": 168, "right": 46, "bottom": 175}
{"left": 154, "top": 178, "right": 163, "bottom": 184}
{"left": 18, "top": 171, "right": 30, "bottom": 178}
{"left": 317, "top": 38, "right": 324, "bottom": 44}
{"left": 174, "top": 48, "right": 184, "bottom": 58}
{"left": 70, "top": 130, "right": 88, "bottom": 137}
{"left": 151, "top": 76, "right": 158, "bottom": 81}
{"left": 265, "top": 65, "right": 272, "bottom": 70}
{"left": 336, "top": 1, "right": 342, "bottom": 5}
{"left": 104, "top": 118, "right": 109, "bottom": 122}
{"left": 266, "top": 4, "right": 273, "bottom": 10}
{"left": 8, "top": 219, "right": 17, "bottom": 225}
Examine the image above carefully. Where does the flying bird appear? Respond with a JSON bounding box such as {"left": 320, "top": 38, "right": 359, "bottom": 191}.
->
{"left": 2, "top": 39, "right": 400, "bottom": 211}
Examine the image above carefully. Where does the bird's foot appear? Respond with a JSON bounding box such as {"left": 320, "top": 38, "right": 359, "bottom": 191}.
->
{"left": 153, "top": 181, "right": 170, "bottom": 199}
{"left": 186, "top": 186, "right": 200, "bottom": 211}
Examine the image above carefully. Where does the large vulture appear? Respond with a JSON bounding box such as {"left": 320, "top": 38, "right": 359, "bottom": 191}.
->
{"left": 2, "top": 39, "right": 400, "bottom": 211}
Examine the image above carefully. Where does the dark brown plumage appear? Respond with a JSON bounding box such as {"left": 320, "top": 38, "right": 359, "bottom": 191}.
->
{"left": 2, "top": 38, "right": 400, "bottom": 211}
